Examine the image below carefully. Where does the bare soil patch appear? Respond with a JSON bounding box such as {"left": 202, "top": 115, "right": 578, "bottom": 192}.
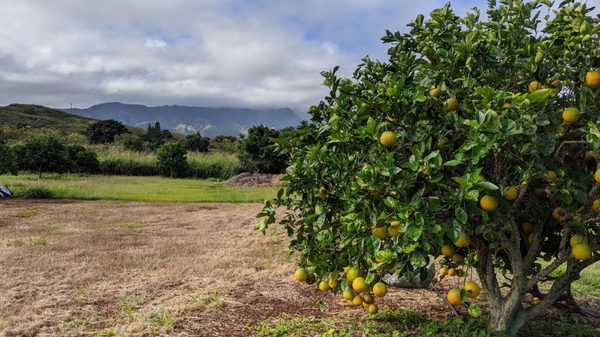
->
{"left": 0, "top": 200, "right": 597, "bottom": 336}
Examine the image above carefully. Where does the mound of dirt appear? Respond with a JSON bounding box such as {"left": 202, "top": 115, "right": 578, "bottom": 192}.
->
{"left": 225, "top": 172, "right": 284, "bottom": 187}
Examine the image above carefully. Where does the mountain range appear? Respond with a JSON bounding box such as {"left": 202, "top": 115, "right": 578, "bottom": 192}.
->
{"left": 61, "top": 102, "right": 303, "bottom": 137}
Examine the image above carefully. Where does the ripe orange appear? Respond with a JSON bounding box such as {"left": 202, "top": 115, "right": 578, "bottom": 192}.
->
{"left": 372, "top": 226, "right": 388, "bottom": 240}
{"left": 367, "top": 303, "right": 379, "bottom": 314}
{"left": 430, "top": 86, "right": 441, "bottom": 97}
{"left": 351, "top": 294, "right": 363, "bottom": 306}
{"left": 342, "top": 289, "right": 354, "bottom": 300}
{"left": 447, "top": 268, "right": 457, "bottom": 277}
{"left": 585, "top": 70, "right": 600, "bottom": 89}
{"left": 504, "top": 187, "right": 518, "bottom": 201}
{"left": 328, "top": 278, "right": 338, "bottom": 289}
{"left": 441, "top": 244, "right": 454, "bottom": 257}
{"left": 585, "top": 151, "right": 595, "bottom": 161}
{"left": 318, "top": 281, "right": 329, "bottom": 292}
{"left": 572, "top": 243, "right": 592, "bottom": 260}
{"left": 464, "top": 281, "right": 481, "bottom": 298}
{"left": 570, "top": 234, "right": 587, "bottom": 247}
{"left": 562, "top": 107, "right": 579, "bottom": 125}
{"left": 594, "top": 169, "right": 600, "bottom": 183}
{"left": 319, "top": 187, "right": 326, "bottom": 200}
{"left": 593, "top": 199, "right": 600, "bottom": 211}
{"left": 446, "top": 97, "right": 459, "bottom": 111}
{"left": 387, "top": 226, "right": 400, "bottom": 237}
{"left": 528, "top": 80, "right": 542, "bottom": 92}
{"left": 452, "top": 254, "right": 464, "bottom": 263}
{"left": 522, "top": 223, "right": 534, "bottom": 234}
{"left": 346, "top": 267, "right": 361, "bottom": 282}
{"left": 552, "top": 207, "right": 563, "bottom": 220}
{"left": 480, "top": 195, "right": 498, "bottom": 211}
{"left": 550, "top": 79, "right": 562, "bottom": 91}
{"left": 447, "top": 288, "right": 462, "bottom": 305}
{"left": 373, "top": 282, "right": 388, "bottom": 297}
{"left": 380, "top": 131, "right": 397, "bottom": 147}
{"left": 546, "top": 170, "right": 558, "bottom": 179}
{"left": 454, "top": 232, "right": 470, "bottom": 248}
{"left": 294, "top": 268, "right": 308, "bottom": 282}
{"left": 439, "top": 267, "right": 448, "bottom": 276}
{"left": 352, "top": 277, "right": 368, "bottom": 293}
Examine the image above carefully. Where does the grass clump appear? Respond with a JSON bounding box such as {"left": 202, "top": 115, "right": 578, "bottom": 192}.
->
{"left": 30, "top": 237, "right": 48, "bottom": 245}
{"left": 252, "top": 309, "right": 599, "bottom": 337}
{"left": 119, "top": 223, "right": 144, "bottom": 230}
{"left": 13, "top": 208, "right": 39, "bottom": 218}
{"left": 149, "top": 310, "right": 174, "bottom": 327}
{"left": 19, "top": 186, "right": 55, "bottom": 199}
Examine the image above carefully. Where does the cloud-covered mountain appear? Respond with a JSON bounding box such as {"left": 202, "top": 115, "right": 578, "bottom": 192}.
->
{"left": 61, "top": 102, "right": 303, "bottom": 137}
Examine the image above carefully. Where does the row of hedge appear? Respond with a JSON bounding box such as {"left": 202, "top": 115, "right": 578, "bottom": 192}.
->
{"left": 0, "top": 137, "right": 241, "bottom": 179}
{"left": 98, "top": 157, "right": 239, "bottom": 179}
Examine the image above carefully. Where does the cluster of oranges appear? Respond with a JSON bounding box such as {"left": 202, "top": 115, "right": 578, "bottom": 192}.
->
{"left": 294, "top": 266, "right": 388, "bottom": 314}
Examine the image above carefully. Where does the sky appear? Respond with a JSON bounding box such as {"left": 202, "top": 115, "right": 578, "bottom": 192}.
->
{"left": 0, "top": 1, "right": 598, "bottom": 114}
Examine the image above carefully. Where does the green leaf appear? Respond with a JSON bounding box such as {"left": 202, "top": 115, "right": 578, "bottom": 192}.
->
{"left": 468, "top": 303, "right": 481, "bottom": 317}
{"left": 444, "top": 159, "right": 463, "bottom": 167}
{"left": 365, "top": 272, "right": 376, "bottom": 284}
{"left": 465, "top": 189, "right": 479, "bottom": 201}
{"left": 409, "top": 251, "right": 427, "bottom": 268}
{"left": 455, "top": 208, "right": 468, "bottom": 224}
{"left": 475, "top": 181, "right": 499, "bottom": 190}
{"left": 447, "top": 219, "right": 462, "bottom": 242}
{"left": 536, "top": 134, "right": 556, "bottom": 156}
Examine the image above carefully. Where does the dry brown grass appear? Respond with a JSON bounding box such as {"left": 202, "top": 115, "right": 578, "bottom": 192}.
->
{"left": 4, "top": 200, "right": 595, "bottom": 337}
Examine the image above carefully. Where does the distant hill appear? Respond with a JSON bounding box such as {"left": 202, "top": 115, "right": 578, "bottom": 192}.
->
{"left": 0, "top": 104, "right": 144, "bottom": 136}
{"left": 61, "top": 102, "right": 303, "bottom": 137}
{"left": 0, "top": 104, "right": 96, "bottom": 134}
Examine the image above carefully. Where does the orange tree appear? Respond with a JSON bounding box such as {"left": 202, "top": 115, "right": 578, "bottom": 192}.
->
{"left": 257, "top": 0, "right": 600, "bottom": 335}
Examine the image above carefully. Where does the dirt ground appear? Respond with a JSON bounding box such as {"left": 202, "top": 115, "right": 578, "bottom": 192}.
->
{"left": 0, "top": 200, "right": 597, "bottom": 337}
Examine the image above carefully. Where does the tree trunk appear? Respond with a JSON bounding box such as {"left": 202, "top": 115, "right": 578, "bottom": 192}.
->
{"left": 488, "top": 300, "right": 526, "bottom": 337}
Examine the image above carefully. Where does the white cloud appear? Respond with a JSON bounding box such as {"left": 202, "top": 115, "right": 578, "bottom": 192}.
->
{"left": 2, "top": 0, "right": 596, "bottom": 112}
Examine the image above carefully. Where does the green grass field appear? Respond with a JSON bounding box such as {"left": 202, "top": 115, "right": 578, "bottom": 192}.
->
{"left": 1, "top": 174, "right": 277, "bottom": 203}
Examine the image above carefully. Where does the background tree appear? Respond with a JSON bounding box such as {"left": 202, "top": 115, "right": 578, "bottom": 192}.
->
{"left": 239, "top": 125, "right": 288, "bottom": 173}
{"left": 66, "top": 145, "right": 99, "bottom": 173}
{"left": 115, "top": 133, "right": 146, "bottom": 152}
{"left": 18, "top": 136, "right": 69, "bottom": 178}
{"left": 258, "top": 1, "right": 600, "bottom": 336}
{"left": 185, "top": 132, "right": 210, "bottom": 152}
{"left": 0, "top": 142, "right": 18, "bottom": 175}
{"left": 156, "top": 141, "right": 188, "bottom": 178}
{"left": 143, "top": 121, "right": 173, "bottom": 150}
{"left": 85, "top": 120, "right": 129, "bottom": 144}
{"left": 210, "top": 135, "right": 239, "bottom": 153}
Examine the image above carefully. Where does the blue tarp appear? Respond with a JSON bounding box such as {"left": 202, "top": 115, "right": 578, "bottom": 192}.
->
{"left": 0, "top": 184, "right": 13, "bottom": 197}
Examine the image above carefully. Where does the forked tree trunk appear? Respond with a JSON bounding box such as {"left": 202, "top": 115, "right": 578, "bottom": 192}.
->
{"left": 487, "top": 300, "right": 526, "bottom": 336}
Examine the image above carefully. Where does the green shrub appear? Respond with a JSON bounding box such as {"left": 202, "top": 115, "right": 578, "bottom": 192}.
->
{"left": 156, "top": 141, "right": 188, "bottom": 178}
{"left": 239, "top": 125, "right": 288, "bottom": 173}
{"left": 99, "top": 158, "right": 158, "bottom": 176}
{"left": 66, "top": 145, "right": 99, "bottom": 173}
{"left": 17, "top": 135, "right": 69, "bottom": 178}
{"left": 19, "top": 186, "right": 55, "bottom": 199}
{"left": 0, "top": 142, "right": 18, "bottom": 174}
